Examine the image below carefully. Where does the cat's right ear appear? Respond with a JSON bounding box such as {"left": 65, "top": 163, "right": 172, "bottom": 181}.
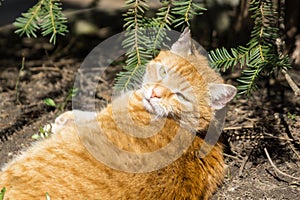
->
{"left": 208, "top": 83, "right": 237, "bottom": 110}
{"left": 170, "top": 27, "right": 192, "bottom": 57}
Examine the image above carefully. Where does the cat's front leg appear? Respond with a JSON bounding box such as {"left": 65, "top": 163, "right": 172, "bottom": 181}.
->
{"left": 44, "top": 110, "right": 97, "bottom": 133}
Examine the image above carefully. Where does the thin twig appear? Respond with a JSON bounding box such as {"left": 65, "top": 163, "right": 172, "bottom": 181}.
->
{"left": 287, "top": 141, "right": 300, "bottom": 161}
{"left": 224, "top": 153, "right": 242, "bottom": 161}
{"left": 263, "top": 132, "right": 293, "bottom": 141}
{"left": 281, "top": 69, "right": 300, "bottom": 96}
{"left": 28, "top": 66, "right": 61, "bottom": 72}
{"left": 282, "top": 130, "right": 300, "bottom": 161}
{"left": 15, "top": 56, "right": 25, "bottom": 104}
{"left": 264, "top": 148, "right": 300, "bottom": 181}
{"left": 224, "top": 125, "right": 254, "bottom": 131}
{"left": 238, "top": 149, "right": 252, "bottom": 177}
{"left": 278, "top": 101, "right": 300, "bottom": 160}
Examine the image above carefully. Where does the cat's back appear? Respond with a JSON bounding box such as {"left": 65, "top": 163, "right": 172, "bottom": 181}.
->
{"left": 0, "top": 115, "right": 224, "bottom": 200}
{"left": 0, "top": 126, "right": 119, "bottom": 199}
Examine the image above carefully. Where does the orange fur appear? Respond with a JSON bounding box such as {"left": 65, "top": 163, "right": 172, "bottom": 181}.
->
{"left": 0, "top": 35, "right": 234, "bottom": 199}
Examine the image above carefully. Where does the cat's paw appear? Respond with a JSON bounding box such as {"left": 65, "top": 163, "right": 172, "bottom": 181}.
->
{"left": 55, "top": 110, "right": 97, "bottom": 125}
{"left": 54, "top": 111, "right": 76, "bottom": 126}
{"left": 44, "top": 110, "right": 97, "bottom": 134}
{"left": 42, "top": 111, "right": 73, "bottom": 134}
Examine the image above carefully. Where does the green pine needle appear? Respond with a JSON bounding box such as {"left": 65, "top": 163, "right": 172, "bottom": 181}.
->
{"left": 13, "top": 0, "right": 68, "bottom": 44}
{"left": 172, "top": 0, "right": 206, "bottom": 28}
{"left": 0, "top": 187, "right": 6, "bottom": 200}
{"left": 209, "top": 0, "right": 291, "bottom": 96}
{"left": 114, "top": 0, "right": 206, "bottom": 91}
{"left": 114, "top": 0, "right": 150, "bottom": 91}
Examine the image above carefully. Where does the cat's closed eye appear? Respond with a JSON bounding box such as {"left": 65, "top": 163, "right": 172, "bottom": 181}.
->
{"left": 175, "top": 92, "right": 188, "bottom": 102}
{"left": 159, "top": 66, "right": 167, "bottom": 78}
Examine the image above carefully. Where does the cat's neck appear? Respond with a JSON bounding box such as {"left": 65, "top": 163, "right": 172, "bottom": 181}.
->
{"left": 95, "top": 90, "right": 193, "bottom": 152}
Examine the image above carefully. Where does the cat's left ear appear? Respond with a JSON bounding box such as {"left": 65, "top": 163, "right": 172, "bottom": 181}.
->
{"left": 208, "top": 83, "right": 237, "bottom": 110}
{"left": 170, "top": 27, "right": 192, "bottom": 57}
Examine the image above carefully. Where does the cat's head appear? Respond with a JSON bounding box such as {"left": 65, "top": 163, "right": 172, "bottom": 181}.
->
{"left": 141, "top": 28, "right": 236, "bottom": 132}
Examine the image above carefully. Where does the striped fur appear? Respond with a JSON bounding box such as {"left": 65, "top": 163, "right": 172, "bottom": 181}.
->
{"left": 0, "top": 39, "right": 232, "bottom": 199}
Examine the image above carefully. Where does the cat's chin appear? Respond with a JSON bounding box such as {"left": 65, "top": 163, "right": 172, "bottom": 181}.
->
{"left": 142, "top": 98, "right": 155, "bottom": 113}
{"left": 142, "top": 98, "right": 168, "bottom": 118}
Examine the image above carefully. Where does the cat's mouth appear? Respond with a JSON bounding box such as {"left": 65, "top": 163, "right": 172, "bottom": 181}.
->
{"left": 142, "top": 97, "right": 170, "bottom": 118}
{"left": 140, "top": 85, "right": 170, "bottom": 118}
{"left": 142, "top": 98, "right": 156, "bottom": 113}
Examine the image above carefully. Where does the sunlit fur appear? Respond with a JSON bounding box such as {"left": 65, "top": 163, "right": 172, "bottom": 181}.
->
{"left": 0, "top": 49, "right": 227, "bottom": 199}
{"left": 142, "top": 50, "right": 223, "bottom": 132}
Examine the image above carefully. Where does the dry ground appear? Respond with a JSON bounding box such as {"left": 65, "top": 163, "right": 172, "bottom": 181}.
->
{"left": 0, "top": 5, "right": 300, "bottom": 199}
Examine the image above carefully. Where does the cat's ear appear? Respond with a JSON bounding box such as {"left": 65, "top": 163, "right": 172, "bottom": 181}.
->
{"left": 170, "top": 27, "right": 192, "bottom": 57}
{"left": 208, "top": 83, "right": 237, "bottom": 110}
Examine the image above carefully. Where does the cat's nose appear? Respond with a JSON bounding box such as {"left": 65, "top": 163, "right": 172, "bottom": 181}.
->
{"left": 151, "top": 87, "right": 161, "bottom": 98}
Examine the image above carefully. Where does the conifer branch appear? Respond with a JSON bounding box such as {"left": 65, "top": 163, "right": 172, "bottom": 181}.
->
{"left": 282, "top": 70, "right": 300, "bottom": 96}
{"left": 115, "top": 0, "right": 206, "bottom": 91}
{"left": 172, "top": 0, "right": 206, "bottom": 28}
{"left": 14, "top": 0, "right": 45, "bottom": 38}
{"left": 41, "top": 0, "right": 68, "bottom": 44}
{"left": 151, "top": 0, "right": 173, "bottom": 53}
{"left": 114, "top": 0, "right": 151, "bottom": 91}
{"left": 13, "top": 0, "right": 68, "bottom": 44}
{"left": 209, "top": 0, "right": 291, "bottom": 96}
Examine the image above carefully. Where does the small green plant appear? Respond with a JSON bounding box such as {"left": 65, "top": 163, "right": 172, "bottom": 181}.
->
{"left": 0, "top": 187, "right": 6, "bottom": 200}
{"left": 287, "top": 112, "right": 297, "bottom": 121}
{"left": 0, "top": 188, "right": 52, "bottom": 200}
{"left": 44, "top": 98, "right": 57, "bottom": 107}
{"left": 45, "top": 192, "right": 51, "bottom": 200}
{"left": 39, "top": 87, "right": 77, "bottom": 140}
{"left": 44, "top": 87, "right": 78, "bottom": 111}
{"left": 32, "top": 125, "right": 52, "bottom": 140}
{"left": 13, "top": 0, "right": 68, "bottom": 44}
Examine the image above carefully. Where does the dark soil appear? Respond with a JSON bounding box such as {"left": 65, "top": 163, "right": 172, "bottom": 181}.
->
{"left": 1, "top": 10, "right": 300, "bottom": 200}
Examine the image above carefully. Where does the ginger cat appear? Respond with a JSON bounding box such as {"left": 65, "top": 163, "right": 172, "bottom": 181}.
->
{"left": 0, "top": 28, "right": 236, "bottom": 199}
